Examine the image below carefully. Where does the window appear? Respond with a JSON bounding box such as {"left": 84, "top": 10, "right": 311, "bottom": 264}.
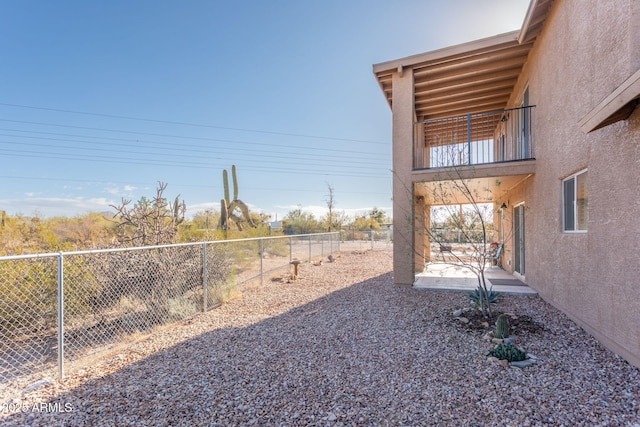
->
{"left": 563, "top": 170, "right": 588, "bottom": 232}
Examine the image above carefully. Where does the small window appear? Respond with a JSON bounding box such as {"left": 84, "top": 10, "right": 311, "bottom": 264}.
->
{"left": 563, "top": 170, "right": 588, "bottom": 232}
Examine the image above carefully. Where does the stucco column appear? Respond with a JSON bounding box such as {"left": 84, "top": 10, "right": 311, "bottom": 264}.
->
{"left": 414, "top": 197, "right": 430, "bottom": 271}
{"left": 391, "top": 68, "right": 415, "bottom": 286}
{"left": 424, "top": 203, "right": 431, "bottom": 262}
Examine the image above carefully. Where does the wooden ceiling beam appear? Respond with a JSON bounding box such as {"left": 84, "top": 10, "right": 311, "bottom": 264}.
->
{"left": 416, "top": 90, "right": 513, "bottom": 113}
{"left": 417, "top": 101, "right": 508, "bottom": 120}
{"left": 417, "top": 92, "right": 511, "bottom": 114}
{"left": 412, "top": 44, "right": 532, "bottom": 78}
{"left": 415, "top": 68, "right": 520, "bottom": 93}
{"left": 414, "top": 56, "right": 528, "bottom": 84}
{"left": 416, "top": 80, "right": 517, "bottom": 104}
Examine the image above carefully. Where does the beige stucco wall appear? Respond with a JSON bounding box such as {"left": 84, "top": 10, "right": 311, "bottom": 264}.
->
{"left": 510, "top": 0, "right": 640, "bottom": 367}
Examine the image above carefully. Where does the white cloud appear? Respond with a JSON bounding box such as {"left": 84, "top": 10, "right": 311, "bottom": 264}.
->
{"left": 185, "top": 202, "right": 218, "bottom": 218}
{"left": 0, "top": 197, "right": 115, "bottom": 217}
{"left": 104, "top": 184, "right": 137, "bottom": 198}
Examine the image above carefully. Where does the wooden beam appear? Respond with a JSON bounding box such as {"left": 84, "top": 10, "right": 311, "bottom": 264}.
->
{"left": 417, "top": 100, "right": 510, "bottom": 123}
{"left": 416, "top": 77, "right": 518, "bottom": 99}
{"left": 416, "top": 87, "right": 513, "bottom": 108}
{"left": 417, "top": 102, "right": 508, "bottom": 120}
{"left": 412, "top": 44, "right": 531, "bottom": 79}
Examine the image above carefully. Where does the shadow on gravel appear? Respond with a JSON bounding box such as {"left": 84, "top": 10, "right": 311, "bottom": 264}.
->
{"left": 4, "top": 268, "right": 640, "bottom": 426}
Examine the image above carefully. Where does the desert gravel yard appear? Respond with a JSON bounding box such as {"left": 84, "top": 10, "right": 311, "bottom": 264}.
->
{"left": 2, "top": 248, "right": 639, "bottom": 426}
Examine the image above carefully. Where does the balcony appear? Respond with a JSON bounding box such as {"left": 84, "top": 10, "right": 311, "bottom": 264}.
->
{"left": 413, "top": 106, "right": 535, "bottom": 170}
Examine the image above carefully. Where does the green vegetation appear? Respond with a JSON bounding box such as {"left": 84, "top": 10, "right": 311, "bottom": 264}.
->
{"left": 218, "top": 165, "right": 256, "bottom": 234}
{"left": 283, "top": 206, "right": 390, "bottom": 236}
{"left": 283, "top": 208, "right": 321, "bottom": 234}
{"left": 0, "top": 212, "right": 116, "bottom": 255}
{"left": 489, "top": 342, "right": 527, "bottom": 362}
{"left": 0, "top": 180, "right": 391, "bottom": 255}
{"left": 430, "top": 207, "right": 495, "bottom": 244}
{"left": 495, "top": 314, "right": 510, "bottom": 339}
{"left": 469, "top": 286, "right": 501, "bottom": 308}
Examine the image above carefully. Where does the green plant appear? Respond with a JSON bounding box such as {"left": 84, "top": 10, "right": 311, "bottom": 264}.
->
{"left": 469, "top": 286, "right": 501, "bottom": 307}
{"left": 489, "top": 342, "right": 527, "bottom": 362}
{"left": 218, "top": 165, "right": 256, "bottom": 232}
{"left": 495, "top": 314, "right": 510, "bottom": 339}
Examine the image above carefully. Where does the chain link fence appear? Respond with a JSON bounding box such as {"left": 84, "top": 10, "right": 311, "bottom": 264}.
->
{"left": 0, "top": 232, "right": 340, "bottom": 387}
{"left": 339, "top": 228, "right": 393, "bottom": 252}
{"left": 429, "top": 228, "right": 497, "bottom": 244}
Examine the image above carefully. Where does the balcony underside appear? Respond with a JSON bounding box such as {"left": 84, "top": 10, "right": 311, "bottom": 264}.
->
{"left": 412, "top": 159, "right": 535, "bottom": 205}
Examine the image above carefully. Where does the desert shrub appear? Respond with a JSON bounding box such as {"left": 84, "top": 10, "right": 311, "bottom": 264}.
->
{"left": 489, "top": 343, "right": 527, "bottom": 362}
{"left": 0, "top": 258, "right": 58, "bottom": 335}
{"left": 469, "top": 286, "right": 501, "bottom": 307}
{"left": 168, "top": 295, "right": 198, "bottom": 320}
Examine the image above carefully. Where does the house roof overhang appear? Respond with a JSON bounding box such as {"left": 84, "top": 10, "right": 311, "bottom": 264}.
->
{"left": 372, "top": 0, "right": 554, "bottom": 121}
{"left": 578, "top": 68, "right": 640, "bottom": 133}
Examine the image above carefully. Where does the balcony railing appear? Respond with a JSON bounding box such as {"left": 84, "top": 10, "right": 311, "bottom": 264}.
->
{"left": 413, "top": 105, "right": 535, "bottom": 170}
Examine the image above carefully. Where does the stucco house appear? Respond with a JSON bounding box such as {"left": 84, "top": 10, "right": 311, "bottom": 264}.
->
{"left": 373, "top": 0, "right": 640, "bottom": 368}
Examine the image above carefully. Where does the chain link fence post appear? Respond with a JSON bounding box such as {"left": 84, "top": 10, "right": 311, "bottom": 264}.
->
{"left": 259, "top": 238, "right": 264, "bottom": 286}
{"left": 202, "top": 243, "right": 207, "bottom": 312}
{"left": 57, "top": 252, "right": 65, "bottom": 380}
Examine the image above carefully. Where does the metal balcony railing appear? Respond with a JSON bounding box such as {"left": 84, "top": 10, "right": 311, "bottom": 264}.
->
{"left": 413, "top": 105, "right": 535, "bottom": 170}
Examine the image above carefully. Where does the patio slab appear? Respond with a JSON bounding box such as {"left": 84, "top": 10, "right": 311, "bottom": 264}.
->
{"left": 413, "top": 263, "right": 537, "bottom": 295}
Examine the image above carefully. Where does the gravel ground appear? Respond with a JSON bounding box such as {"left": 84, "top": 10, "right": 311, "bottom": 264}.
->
{"left": 2, "top": 248, "right": 639, "bottom": 426}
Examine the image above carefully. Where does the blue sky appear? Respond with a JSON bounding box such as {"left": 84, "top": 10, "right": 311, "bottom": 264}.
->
{"left": 0, "top": 0, "right": 529, "bottom": 221}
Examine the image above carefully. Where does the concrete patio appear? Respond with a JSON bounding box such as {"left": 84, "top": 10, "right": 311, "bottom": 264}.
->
{"left": 414, "top": 262, "right": 537, "bottom": 295}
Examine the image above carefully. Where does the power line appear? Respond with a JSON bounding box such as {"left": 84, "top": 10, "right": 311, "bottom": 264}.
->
{"left": 0, "top": 145, "right": 387, "bottom": 175}
{"left": 0, "top": 150, "right": 390, "bottom": 179}
{"left": 0, "top": 119, "right": 389, "bottom": 158}
{"left": 0, "top": 128, "right": 388, "bottom": 162}
{"left": 0, "top": 133, "right": 389, "bottom": 169}
{"left": 0, "top": 102, "right": 388, "bottom": 145}
{"left": 0, "top": 103, "right": 393, "bottom": 213}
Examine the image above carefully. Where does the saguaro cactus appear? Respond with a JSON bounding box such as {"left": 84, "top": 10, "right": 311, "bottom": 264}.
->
{"left": 219, "top": 199, "right": 229, "bottom": 231}
{"left": 223, "top": 169, "right": 230, "bottom": 205}
{"left": 232, "top": 165, "right": 239, "bottom": 201}
{"left": 217, "top": 165, "right": 256, "bottom": 232}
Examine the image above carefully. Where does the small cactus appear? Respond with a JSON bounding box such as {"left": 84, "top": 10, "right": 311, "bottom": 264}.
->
{"left": 172, "top": 196, "right": 185, "bottom": 225}
{"left": 489, "top": 342, "right": 527, "bottom": 362}
{"left": 495, "top": 314, "right": 510, "bottom": 339}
